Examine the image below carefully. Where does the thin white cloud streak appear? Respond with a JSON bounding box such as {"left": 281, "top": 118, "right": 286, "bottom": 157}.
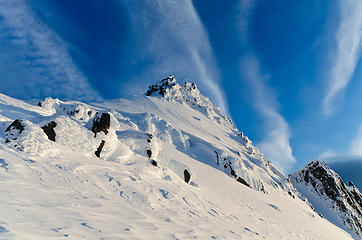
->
{"left": 0, "top": 0, "right": 100, "bottom": 100}
{"left": 235, "top": 0, "right": 296, "bottom": 171}
{"left": 323, "top": 0, "right": 362, "bottom": 115}
{"left": 119, "top": 0, "right": 229, "bottom": 114}
{"left": 350, "top": 124, "right": 362, "bottom": 156}
{"left": 318, "top": 149, "right": 338, "bottom": 160}
{"left": 319, "top": 124, "right": 362, "bottom": 160}
{"left": 236, "top": 0, "right": 257, "bottom": 43}
{"left": 240, "top": 55, "right": 296, "bottom": 172}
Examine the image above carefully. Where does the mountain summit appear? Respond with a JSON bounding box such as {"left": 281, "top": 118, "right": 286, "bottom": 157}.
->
{"left": 0, "top": 77, "right": 355, "bottom": 239}
{"left": 146, "top": 75, "right": 232, "bottom": 126}
{"left": 289, "top": 160, "right": 362, "bottom": 238}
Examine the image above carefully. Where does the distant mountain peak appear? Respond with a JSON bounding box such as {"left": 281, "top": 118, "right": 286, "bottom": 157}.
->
{"left": 290, "top": 160, "right": 362, "bottom": 238}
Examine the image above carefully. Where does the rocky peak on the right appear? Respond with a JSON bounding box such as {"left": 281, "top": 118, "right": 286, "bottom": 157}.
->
{"left": 289, "top": 160, "right": 361, "bottom": 239}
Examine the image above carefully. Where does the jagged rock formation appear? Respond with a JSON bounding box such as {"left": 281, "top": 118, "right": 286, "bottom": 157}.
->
{"left": 146, "top": 75, "right": 234, "bottom": 126}
{"left": 289, "top": 161, "right": 362, "bottom": 238}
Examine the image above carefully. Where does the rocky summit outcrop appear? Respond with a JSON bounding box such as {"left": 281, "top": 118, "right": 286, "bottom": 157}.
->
{"left": 146, "top": 75, "right": 234, "bottom": 127}
{"left": 289, "top": 161, "right": 362, "bottom": 238}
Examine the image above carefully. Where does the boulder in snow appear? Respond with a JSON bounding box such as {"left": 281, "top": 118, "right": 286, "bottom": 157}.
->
{"left": 184, "top": 169, "right": 191, "bottom": 183}
{"left": 91, "top": 113, "right": 111, "bottom": 137}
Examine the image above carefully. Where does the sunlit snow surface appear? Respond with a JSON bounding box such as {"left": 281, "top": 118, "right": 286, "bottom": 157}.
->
{"left": 0, "top": 90, "right": 354, "bottom": 239}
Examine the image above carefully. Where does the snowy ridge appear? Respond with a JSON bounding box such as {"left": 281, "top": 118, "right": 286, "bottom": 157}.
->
{"left": 145, "top": 75, "right": 292, "bottom": 194}
{"left": 0, "top": 77, "right": 355, "bottom": 239}
{"left": 289, "top": 160, "right": 362, "bottom": 239}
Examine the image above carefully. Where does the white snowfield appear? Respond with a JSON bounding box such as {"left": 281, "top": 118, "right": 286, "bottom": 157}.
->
{"left": 0, "top": 77, "right": 355, "bottom": 239}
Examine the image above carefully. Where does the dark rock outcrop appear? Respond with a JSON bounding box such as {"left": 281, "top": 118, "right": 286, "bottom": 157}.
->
{"left": 146, "top": 149, "right": 152, "bottom": 158}
{"left": 184, "top": 169, "right": 191, "bottom": 183}
{"left": 6, "top": 119, "right": 25, "bottom": 134}
{"left": 41, "top": 121, "right": 57, "bottom": 142}
{"left": 91, "top": 113, "right": 110, "bottom": 137}
{"left": 5, "top": 120, "right": 25, "bottom": 143}
{"left": 150, "top": 159, "right": 157, "bottom": 167}
{"left": 146, "top": 75, "right": 176, "bottom": 97}
{"left": 95, "top": 140, "right": 106, "bottom": 158}
{"left": 237, "top": 177, "right": 251, "bottom": 188}
{"left": 214, "top": 151, "right": 219, "bottom": 165}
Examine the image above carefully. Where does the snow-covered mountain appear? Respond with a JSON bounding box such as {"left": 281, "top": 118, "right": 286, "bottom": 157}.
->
{"left": 289, "top": 161, "right": 362, "bottom": 239}
{"left": 0, "top": 76, "right": 355, "bottom": 239}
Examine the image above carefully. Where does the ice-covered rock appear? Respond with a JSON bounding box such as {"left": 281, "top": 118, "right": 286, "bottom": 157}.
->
{"left": 5, "top": 119, "right": 54, "bottom": 155}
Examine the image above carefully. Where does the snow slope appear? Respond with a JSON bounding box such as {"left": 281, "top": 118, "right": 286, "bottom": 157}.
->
{"left": 0, "top": 76, "right": 355, "bottom": 239}
{"left": 290, "top": 161, "right": 362, "bottom": 239}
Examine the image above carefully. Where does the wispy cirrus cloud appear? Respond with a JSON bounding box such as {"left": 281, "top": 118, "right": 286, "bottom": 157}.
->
{"left": 240, "top": 55, "right": 296, "bottom": 172}
{"left": 0, "top": 0, "right": 100, "bottom": 100}
{"left": 318, "top": 123, "right": 362, "bottom": 162}
{"left": 236, "top": 0, "right": 257, "bottom": 43}
{"left": 235, "top": 1, "right": 296, "bottom": 171}
{"left": 119, "top": 0, "right": 229, "bottom": 113}
{"left": 350, "top": 124, "right": 362, "bottom": 156}
{"left": 322, "top": 0, "right": 362, "bottom": 115}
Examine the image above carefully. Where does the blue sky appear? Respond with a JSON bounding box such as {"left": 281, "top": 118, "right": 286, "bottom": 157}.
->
{"left": 0, "top": 0, "right": 361, "bottom": 173}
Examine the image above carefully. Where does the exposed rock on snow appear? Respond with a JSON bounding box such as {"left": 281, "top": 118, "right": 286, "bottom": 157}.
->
{"left": 95, "top": 140, "right": 106, "bottom": 158}
{"left": 150, "top": 159, "right": 157, "bottom": 167}
{"left": 290, "top": 161, "right": 362, "bottom": 238}
{"left": 41, "top": 121, "right": 57, "bottom": 142}
{"left": 4, "top": 119, "right": 54, "bottom": 154}
{"left": 237, "top": 177, "right": 251, "bottom": 188}
{"left": 91, "top": 113, "right": 111, "bottom": 137}
{"left": 184, "top": 169, "right": 191, "bottom": 183}
{"left": 5, "top": 119, "right": 25, "bottom": 144}
{"left": 146, "top": 149, "right": 152, "bottom": 158}
{"left": 5, "top": 119, "right": 25, "bottom": 134}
